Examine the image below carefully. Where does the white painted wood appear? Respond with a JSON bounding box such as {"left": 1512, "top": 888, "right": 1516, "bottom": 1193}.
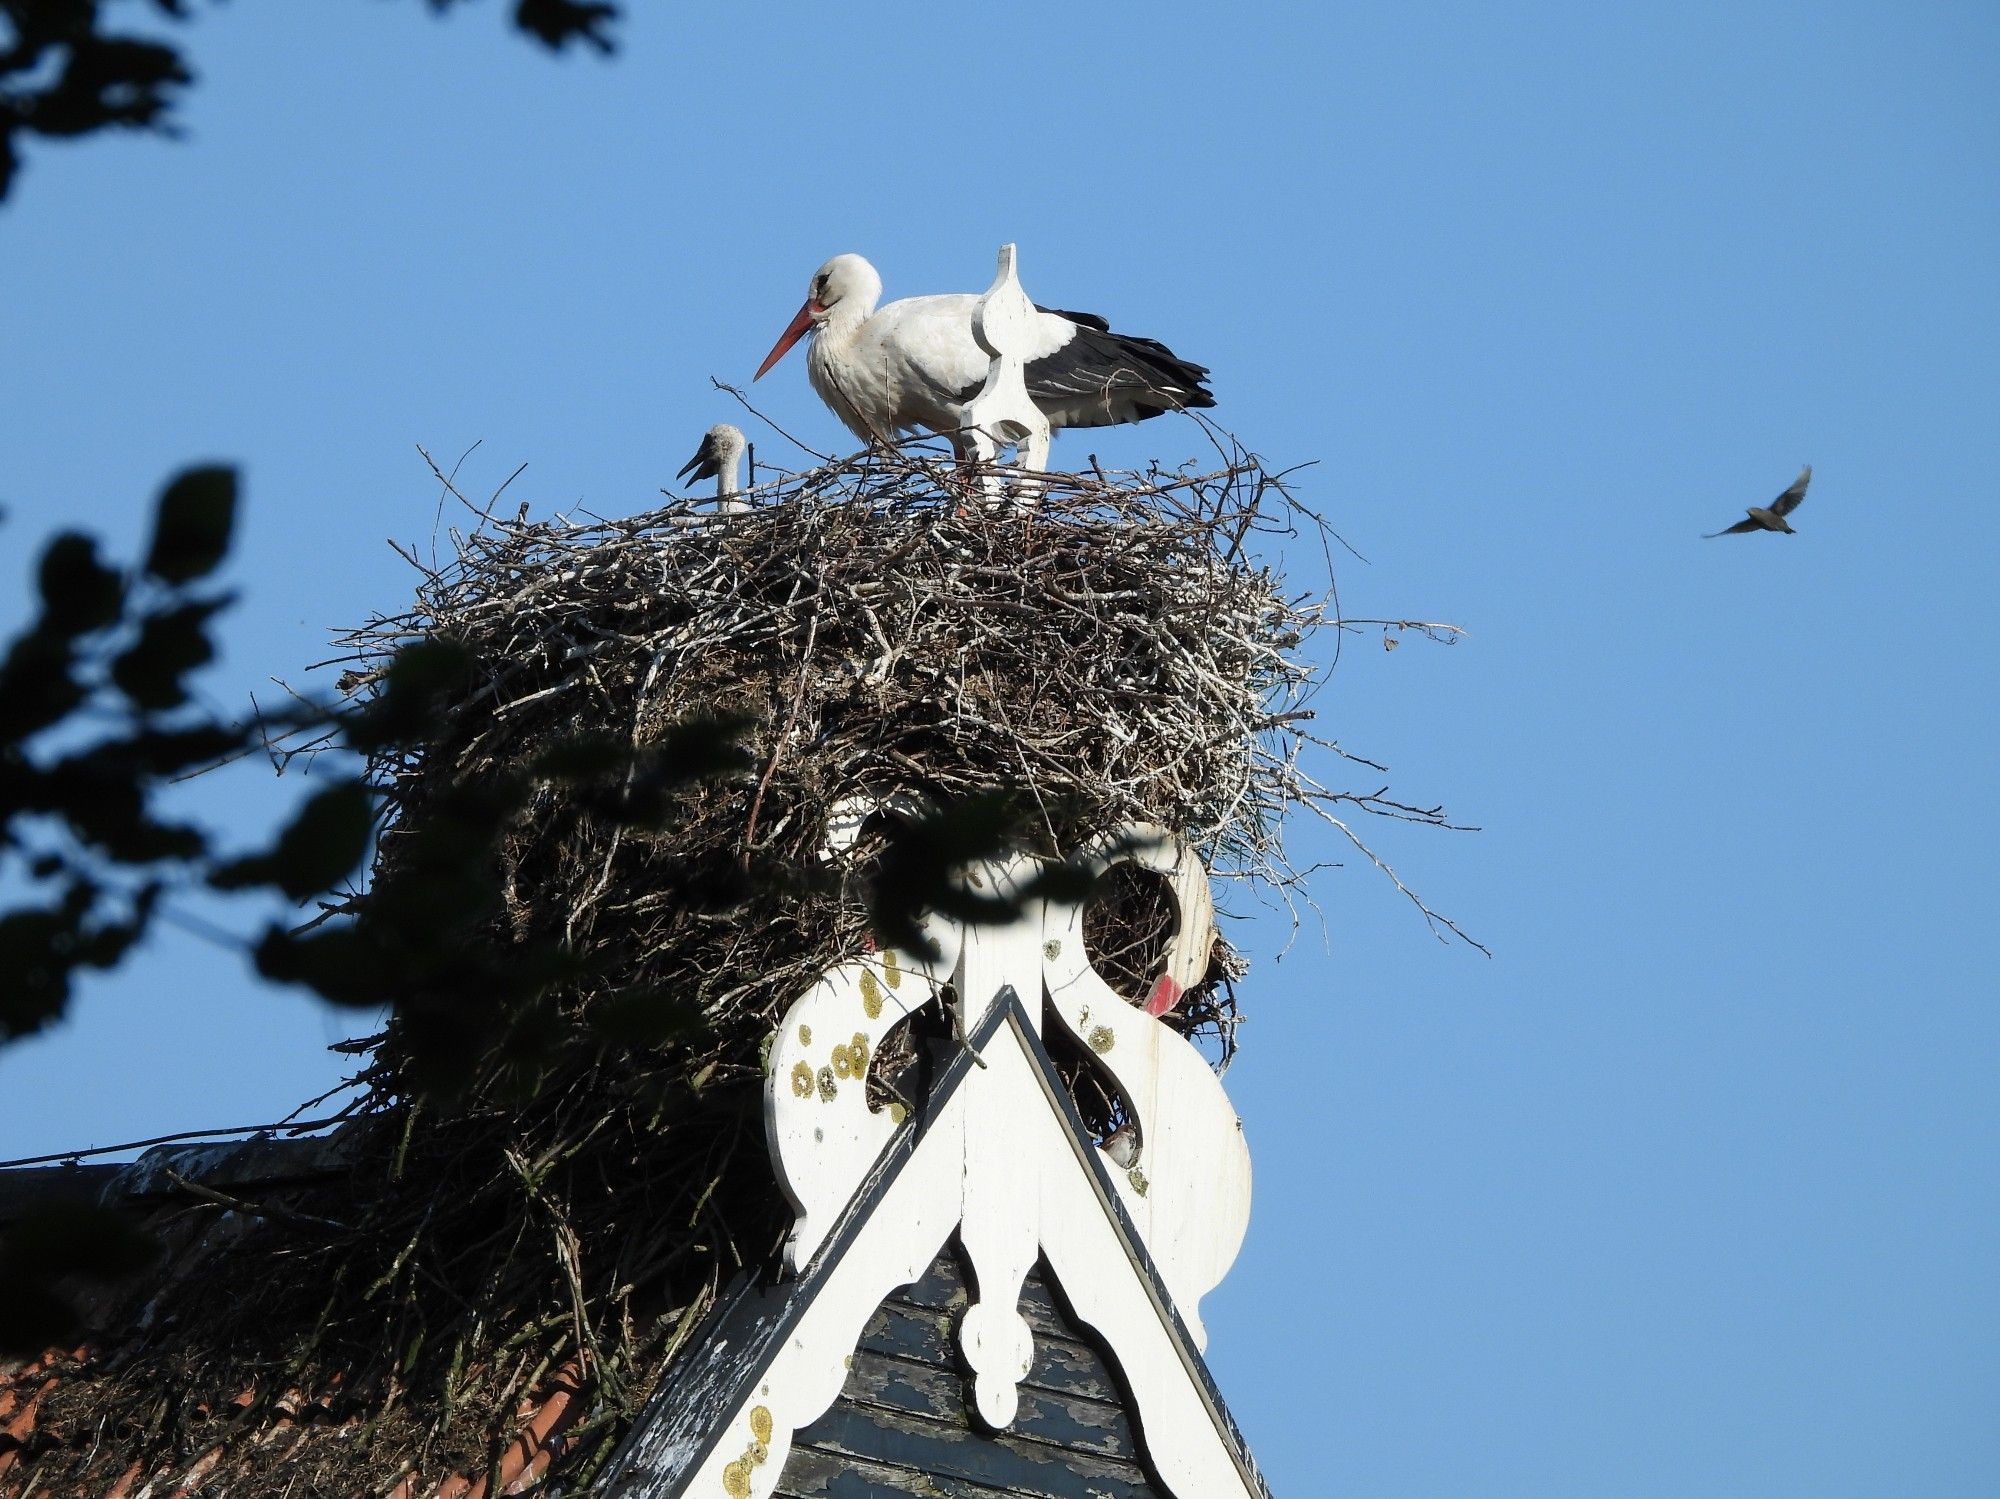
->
{"left": 950, "top": 852, "right": 1046, "bottom": 1041}
{"left": 956, "top": 998, "right": 1041, "bottom": 1427}
{"left": 764, "top": 939, "right": 957, "bottom": 1273}
{"left": 769, "top": 824, "right": 1248, "bottom": 1330}
{"left": 962, "top": 243, "right": 1053, "bottom": 494}
{"left": 1041, "top": 828, "right": 1250, "bottom": 1349}
{"left": 818, "top": 789, "right": 932, "bottom": 861}
{"left": 761, "top": 821, "right": 1251, "bottom": 1451}
{"left": 1036, "top": 1084, "right": 1263, "bottom": 1499}
{"left": 685, "top": 1103, "right": 966, "bottom": 1499}
{"left": 767, "top": 789, "right": 961, "bottom": 1271}
{"left": 707, "top": 1008, "right": 1262, "bottom": 1499}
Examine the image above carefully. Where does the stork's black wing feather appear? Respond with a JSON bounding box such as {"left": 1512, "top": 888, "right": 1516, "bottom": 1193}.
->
{"left": 954, "top": 305, "right": 1216, "bottom": 426}
{"left": 1019, "top": 322, "right": 1216, "bottom": 425}
{"left": 1034, "top": 304, "right": 1112, "bottom": 333}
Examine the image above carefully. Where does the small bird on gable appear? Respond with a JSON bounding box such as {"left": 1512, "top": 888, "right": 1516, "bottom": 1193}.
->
{"left": 1102, "top": 1121, "right": 1140, "bottom": 1169}
{"left": 1704, "top": 464, "right": 1812, "bottom": 538}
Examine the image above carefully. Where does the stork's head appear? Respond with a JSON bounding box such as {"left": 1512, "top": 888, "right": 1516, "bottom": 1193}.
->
{"left": 754, "top": 254, "right": 882, "bottom": 380}
{"left": 677, "top": 422, "right": 746, "bottom": 485}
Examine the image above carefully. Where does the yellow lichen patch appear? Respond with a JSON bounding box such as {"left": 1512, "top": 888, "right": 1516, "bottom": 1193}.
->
{"left": 1128, "top": 1167, "right": 1150, "bottom": 1197}
{"left": 859, "top": 969, "right": 883, "bottom": 1019}
{"left": 790, "top": 1062, "right": 814, "bottom": 1098}
{"left": 1087, "top": 1026, "right": 1115, "bottom": 1054}
{"left": 817, "top": 1066, "right": 838, "bottom": 1102}
{"left": 848, "top": 1032, "right": 868, "bottom": 1070}
{"left": 831, "top": 1044, "right": 854, "bottom": 1079}
{"left": 720, "top": 1408, "right": 774, "bottom": 1498}
{"left": 882, "top": 949, "right": 902, "bottom": 988}
{"left": 797, "top": 1023, "right": 813, "bottom": 1046}
{"left": 1043, "top": 938, "right": 1062, "bottom": 960}
{"left": 887, "top": 1101, "right": 907, "bottom": 1124}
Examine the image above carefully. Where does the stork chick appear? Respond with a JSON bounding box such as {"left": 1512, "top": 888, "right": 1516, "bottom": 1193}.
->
{"left": 678, "top": 423, "right": 748, "bottom": 513}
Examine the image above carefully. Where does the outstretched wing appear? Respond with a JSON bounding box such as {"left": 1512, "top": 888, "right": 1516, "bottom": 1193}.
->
{"left": 1703, "top": 515, "right": 1762, "bottom": 538}
{"left": 1769, "top": 464, "right": 1812, "bottom": 517}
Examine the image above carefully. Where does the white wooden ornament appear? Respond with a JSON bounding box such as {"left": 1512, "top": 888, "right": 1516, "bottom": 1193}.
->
{"left": 763, "top": 791, "right": 963, "bottom": 1269}
{"left": 708, "top": 1004, "right": 1263, "bottom": 1499}
{"left": 962, "top": 243, "right": 1052, "bottom": 502}
{"left": 751, "top": 806, "right": 1256, "bottom": 1495}
{"left": 1041, "top": 827, "right": 1250, "bottom": 1348}
{"left": 762, "top": 944, "right": 956, "bottom": 1272}
{"left": 693, "top": 1101, "right": 968, "bottom": 1499}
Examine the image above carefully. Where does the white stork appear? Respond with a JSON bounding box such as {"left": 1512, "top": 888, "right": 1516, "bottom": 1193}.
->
{"left": 752, "top": 253, "right": 1215, "bottom": 454}
{"left": 677, "top": 423, "right": 748, "bottom": 512}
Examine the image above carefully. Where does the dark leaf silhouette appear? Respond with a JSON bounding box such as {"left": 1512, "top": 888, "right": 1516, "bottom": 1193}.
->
{"left": 341, "top": 638, "right": 477, "bottom": 753}
{"left": 511, "top": 0, "right": 621, "bottom": 53}
{"left": 0, "top": 0, "right": 193, "bottom": 202}
{"left": 212, "top": 780, "right": 376, "bottom": 899}
{"left": 35, "top": 751, "right": 204, "bottom": 862}
{"left": 142, "top": 465, "right": 237, "bottom": 584}
{"left": 123, "top": 724, "right": 243, "bottom": 775}
{"left": 1, "top": 0, "right": 621, "bottom": 204}
{"left": 530, "top": 732, "right": 633, "bottom": 781}
{"left": 36, "top": 533, "right": 123, "bottom": 637}
{"left": 868, "top": 791, "right": 1027, "bottom": 956}
{"left": 110, "top": 597, "right": 229, "bottom": 710}
{"left": 0, "top": 630, "right": 84, "bottom": 743}
{"left": 0, "top": 902, "right": 83, "bottom": 1039}
{"left": 589, "top": 984, "right": 709, "bottom": 1048}
{"left": 253, "top": 923, "right": 396, "bottom": 1010}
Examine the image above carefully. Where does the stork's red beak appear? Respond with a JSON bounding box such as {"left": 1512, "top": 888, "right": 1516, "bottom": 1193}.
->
{"left": 754, "top": 300, "right": 821, "bottom": 380}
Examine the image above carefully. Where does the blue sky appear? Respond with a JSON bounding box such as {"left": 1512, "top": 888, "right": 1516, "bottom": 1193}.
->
{"left": 3, "top": 2, "right": 1996, "bottom": 1493}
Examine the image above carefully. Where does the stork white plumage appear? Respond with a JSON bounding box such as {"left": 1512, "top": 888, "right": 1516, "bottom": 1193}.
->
{"left": 677, "top": 423, "right": 748, "bottom": 513}
{"left": 753, "top": 253, "right": 1215, "bottom": 456}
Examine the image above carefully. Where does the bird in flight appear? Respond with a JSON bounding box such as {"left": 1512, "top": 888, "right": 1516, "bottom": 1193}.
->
{"left": 753, "top": 253, "right": 1214, "bottom": 456}
{"left": 1704, "top": 464, "right": 1812, "bottom": 537}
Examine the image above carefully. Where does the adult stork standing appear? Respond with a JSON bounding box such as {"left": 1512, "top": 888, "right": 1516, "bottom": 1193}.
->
{"left": 753, "top": 253, "right": 1215, "bottom": 455}
{"left": 677, "top": 423, "right": 748, "bottom": 512}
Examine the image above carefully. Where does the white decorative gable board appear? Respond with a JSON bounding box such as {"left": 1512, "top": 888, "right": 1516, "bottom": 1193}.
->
{"left": 598, "top": 991, "right": 1270, "bottom": 1499}
{"left": 768, "top": 836, "right": 1250, "bottom": 1347}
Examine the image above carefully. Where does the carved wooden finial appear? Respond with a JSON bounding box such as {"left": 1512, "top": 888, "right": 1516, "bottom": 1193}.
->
{"left": 962, "top": 243, "right": 1053, "bottom": 499}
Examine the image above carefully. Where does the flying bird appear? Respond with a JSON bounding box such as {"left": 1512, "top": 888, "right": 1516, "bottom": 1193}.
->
{"left": 753, "top": 253, "right": 1214, "bottom": 455}
{"left": 678, "top": 423, "right": 747, "bottom": 512}
{"left": 1704, "top": 464, "right": 1812, "bottom": 537}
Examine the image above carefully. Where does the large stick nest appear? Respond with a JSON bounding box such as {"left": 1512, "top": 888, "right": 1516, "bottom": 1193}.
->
{"left": 378, "top": 440, "right": 1325, "bottom": 921}
{"left": 17, "top": 441, "right": 1399, "bottom": 1498}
